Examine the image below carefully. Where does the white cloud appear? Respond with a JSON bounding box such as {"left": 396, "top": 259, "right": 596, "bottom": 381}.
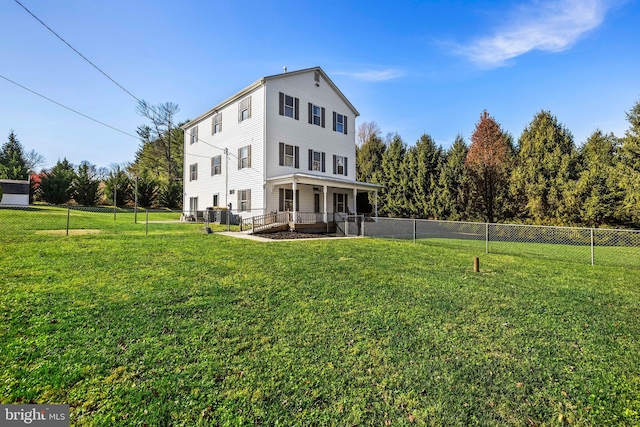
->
{"left": 456, "top": 0, "right": 615, "bottom": 67}
{"left": 336, "top": 69, "right": 405, "bottom": 82}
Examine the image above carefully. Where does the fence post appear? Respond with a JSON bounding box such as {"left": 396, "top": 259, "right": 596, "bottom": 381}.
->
{"left": 413, "top": 219, "right": 416, "bottom": 243}
{"left": 591, "top": 228, "right": 594, "bottom": 266}
{"left": 66, "top": 206, "right": 70, "bottom": 236}
{"left": 485, "top": 223, "right": 489, "bottom": 254}
{"left": 145, "top": 210, "right": 149, "bottom": 236}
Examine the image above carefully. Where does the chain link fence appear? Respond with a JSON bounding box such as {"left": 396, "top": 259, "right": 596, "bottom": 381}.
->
{"left": 0, "top": 205, "right": 196, "bottom": 242}
{"left": 361, "top": 217, "right": 640, "bottom": 268}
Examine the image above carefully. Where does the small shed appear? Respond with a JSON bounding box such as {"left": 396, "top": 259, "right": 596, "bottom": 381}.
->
{"left": 0, "top": 179, "right": 30, "bottom": 206}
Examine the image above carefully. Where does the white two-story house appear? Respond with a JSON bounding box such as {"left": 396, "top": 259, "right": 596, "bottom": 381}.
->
{"left": 182, "top": 66, "right": 380, "bottom": 229}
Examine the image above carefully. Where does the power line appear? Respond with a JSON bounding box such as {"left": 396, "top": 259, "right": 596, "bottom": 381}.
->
{"left": 0, "top": 73, "right": 139, "bottom": 139}
{"left": 14, "top": 0, "right": 141, "bottom": 103}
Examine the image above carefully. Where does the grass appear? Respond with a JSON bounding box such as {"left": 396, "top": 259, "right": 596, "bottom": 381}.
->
{"left": 0, "top": 207, "right": 639, "bottom": 425}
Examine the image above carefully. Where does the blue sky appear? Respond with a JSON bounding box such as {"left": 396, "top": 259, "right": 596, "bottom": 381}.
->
{"left": 1, "top": 0, "right": 639, "bottom": 170}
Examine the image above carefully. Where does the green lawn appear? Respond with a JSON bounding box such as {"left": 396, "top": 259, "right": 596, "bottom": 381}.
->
{"left": 1, "top": 208, "right": 639, "bottom": 426}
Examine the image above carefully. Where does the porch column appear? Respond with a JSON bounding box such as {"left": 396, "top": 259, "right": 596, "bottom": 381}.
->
{"left": 374, "top": 190, "right": 378, "bottom": 218}
{"left": 292, "top": 179, "right": 297, "bottom": 223}
{"left": 353, "top": 188, "right": 358, "bottom": 215}
{"left": 323, "top": 185, "right": 328, "bottom": 223}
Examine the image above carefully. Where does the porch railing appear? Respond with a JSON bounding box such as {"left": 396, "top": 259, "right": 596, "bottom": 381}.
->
{"left": 241, "top": 212, "right": 337, "bottom": 232}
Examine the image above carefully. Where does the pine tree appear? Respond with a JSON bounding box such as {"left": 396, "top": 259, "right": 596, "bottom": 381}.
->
{"left": 618, "top": 100, "right": 640, "bottom": 225}
{"left": 570, "top": 130, "right": 623, "bottom": 226}
{"left": 0, "top": 131, "right": 29, "bottom": 180}
{"left": 103, "top": 164, "right": 133, "bottom": 207}
{"left": 437, "top": 135, "right": 470, "bottom": 220}
{"left": 39, "top": 159, "right": 76, "bottom": 205}
{"left": 380, "top": 134, "right": 407, "bottom": 217}
{"left": 405, "top": 134, "right": 442, "bottom": 218}
{"left": 72, "top": 161, "right": 101, "bottom": 206}
{"left": 135, "top": 171, "right": 160, "bottom": 208}
{"left": 511, "top": 110, "right": 578, "bottom": 224}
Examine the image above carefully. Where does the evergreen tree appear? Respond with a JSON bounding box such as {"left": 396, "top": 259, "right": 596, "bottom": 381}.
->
{"left": 618, "top": 100, "right": 640, "bottom": 225}
{"left": 39, "top": 159, "right": 76, "bottom": 205}
{"left": 569, "top": 130, "right": 623, "bottom": 226}
{"left": 511, "top": 110, "right": 578, "bottom": 224}
{"left": 0, "top": 131, "right": 29, "bottom": 180}
{"left": 355, "top": 126, "right": 386, "bottom": 214}
{"left": 437, "top": 135, "right": 470, "bottom": 220}
{"left": 380, "top": 134, "right": 407, "bottom": 217}
{"left": 407, "top": 133, "right": 442, "bottom": 218}
{"left": 72, "top": 161, "right": 101, "bottom": 206}
{"left": 135, "top": 172, "right": 160, "bottom": 208}
{"left": 103, "top": 164, "right": 133, "bottom": 207}
{"left": 465, "top": 111, "right": 512, "bottom": 222}
{"left": 159, "top": 181, "right": 182, "bottom": 209}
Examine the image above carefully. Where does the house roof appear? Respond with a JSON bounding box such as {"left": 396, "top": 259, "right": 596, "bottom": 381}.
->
{"left": 266, "top": 173, "right": 383, "bottom": 192}
{"left": 182, "top": 67, "right": 359, "bottom": 129}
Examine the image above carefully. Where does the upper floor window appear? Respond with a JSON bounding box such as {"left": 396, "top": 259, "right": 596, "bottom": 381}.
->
{"left": 279, "top": 92, "right": 299, "bottom": 119}
{"left": 309, "top": 103, "right": 325, "bottom": 127}
{"left": 212, "top": 113, "right": 222, "bottom": 134}
{"left": 279, "top": 143, "right": 299, "bottom": 168}
{"left": 189, "top": 163, "right": 198, "bottom": 181}
{"left": 333, "top": 112, "right": 348, "bottom": 135}
{"left": 211, "top": 155, "right": 221, "bottom": 176}
{"left": 333, "top": 155, "right": 347, "bottom": 176}
{"left": 190, "top": 125, "right": 198, "bottom": 144}
{"left": 308, "top": 150, "right": 325, "bottom": 172}
{"left": 238, "top": 96, "right": 252, "bottom": 122}
{"left": 238, "top": 145, "right": 251, "bottom": 169}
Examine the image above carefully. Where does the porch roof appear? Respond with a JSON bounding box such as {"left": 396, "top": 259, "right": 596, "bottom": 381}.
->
{"left": 265, "top": 173, "right": 383, "bottom": 192}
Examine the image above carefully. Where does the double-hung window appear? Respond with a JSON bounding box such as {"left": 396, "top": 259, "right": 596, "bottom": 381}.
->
{"left": 190, "top": 125, "right": 198, "bottom": 144}
{"left": 211, "top": 155, "right": 221, "bottom": 176}
{"left": 212, "top": 113, "right": 222, "bottom": 134}
{"left": 279, "top": 92, "right": 299, "bottom": 119}
{"left": 238, "top": 189, "right": 251, "bottom": 212}
{"left": 308, "top": 149, "right": 325, "bottom": 172}
{"left": 238, "top": 96, "right": 252, "bottom": 122}
{"left": 190, "top": 163, "right": 198, "bottom": 181}
{"left": 309, "top": 103, "right": 325, "bottom": 127}
{"left": 238, "top": 145, "right": 251, "bottom": 169}
{"left": 279, "top": 143, "right": 299, "bottom": 168}
{"left": 333, "top": 155, "right": 347, "bottom": 176}
{"left": 333, "top": 112, "right": 348, "bottom": 134}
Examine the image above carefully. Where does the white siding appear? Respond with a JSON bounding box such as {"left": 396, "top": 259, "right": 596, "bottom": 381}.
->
{"left": 264, "top": 71, "right": 356, "bottom": 181}
{"left": 183, "top": 86, "right": 266, "bottom": 218}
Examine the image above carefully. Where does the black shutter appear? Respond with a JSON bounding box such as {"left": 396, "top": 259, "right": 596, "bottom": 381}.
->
{"left": 294, "top": 146, "right": 299, "bottom": 169}
{"left": 344, "top": 157, "right": 348, "bottom": 176}
{"left": 333, "top": 193, "right": 337, "bottom": 212}
{"left": 333, "top": 155, "right": 337, "bottom": 174}
{"left": 279, "top": 92, "right": 284, "bottom": 116}
{"left": 321, "top": 152, "right": 326, "bottom": 172}
{"left": 321, "top": 107, "right": 325, "bottom": 128}
{"left": 279, "top": 142, "right": 284, "bottom": 166}
{"left": 332, "top": 111, "right": 337, "bottom": 131}
{"left": 294, "top": 97, "right": 299, "bottom": 120}
{"left": 308, "top": 103, "right": 312, "bottom": 124}
{"left": 296, "top": 190, "right": 299, "bottom": 211}
{"left": 279, "top": 188, "right": 284, "bottom": 211}
{"left": 344, "top": 115, "right": 348, "bottom": 134}
{"left": 308, "top": 149, "right": 313, "bottom": 171}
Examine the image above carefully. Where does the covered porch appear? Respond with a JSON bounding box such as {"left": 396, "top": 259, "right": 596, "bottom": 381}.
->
{"left": 244, "top": 173, "right": 381, "bottom": 233}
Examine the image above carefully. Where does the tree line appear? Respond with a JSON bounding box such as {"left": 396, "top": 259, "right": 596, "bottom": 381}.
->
{"left": 0, "top": 101, "right": 185, "bottom": 209}
{"left": 357, "top": 100, "right": 640, "bottom": 228}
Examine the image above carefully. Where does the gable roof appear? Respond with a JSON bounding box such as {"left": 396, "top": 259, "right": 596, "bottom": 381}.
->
{"left": 182, "top": 66, "right": 358, "bottom": 129}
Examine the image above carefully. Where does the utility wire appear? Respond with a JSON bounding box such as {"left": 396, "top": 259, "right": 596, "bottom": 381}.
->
{"left": 14, "top": 0, "right": 141, "bottom": 103}
{"left": 1, "top": 73, "right": 139, "bottom": 139}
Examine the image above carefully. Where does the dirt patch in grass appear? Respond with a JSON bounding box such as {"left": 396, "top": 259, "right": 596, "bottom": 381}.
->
{"left": 259, "top": 230, "right": 341, "bottom": 240}
{"left": 36, "top": 229, "right": 102, "bottom": 235}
